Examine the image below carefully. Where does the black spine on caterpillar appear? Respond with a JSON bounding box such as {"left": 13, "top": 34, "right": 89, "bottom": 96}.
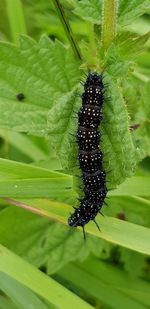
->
{"left": 68, "top": 71, "right": 107, "bottom": 231}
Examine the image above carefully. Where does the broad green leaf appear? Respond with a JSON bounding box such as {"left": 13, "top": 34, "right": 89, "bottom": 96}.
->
{"left": 74, "top": 0, "right": 101, "bottom": 24}
{"left": 0, "top": 245, "right": 93, "bottom": 309}
{"left": 0, "top": 206, "right": 103, "bottom": 274}
{"left": 132, "top": 82, "right": 150, "bottom": 159}
{"left": 74, "top": 0, "right": 150, "bottom": 26}
{"left": 0, "top": 273, "right": 50, "bottom": 309}
{"left": 106, "top": 196, "right": 150, "bottom": 227}
{"left": 3, "top": 198, "right": 150, "bottom": 255}
{"left": 58, "top": 262, "right": 147, "bottom": 309}
{"left": 47, "top": 88, "right": 80, "bottom": 169}
{"left": 32, "top": 158, "right": 62, "bottom": 171}
{"left": 76, "top": 256, "right": 150, "bottom": 307}
{"left": 0, "top": 178, "right": 74, "bottom": 200}
{"left": 109, "top": 176, "right": 150, "bottom": 196}
{"left": 0, "top": 130, "right": 49, "bottom": 161}
{"left": 0, "top": 98, "right": 48, "bottom": 136}
{"left": 116, "top": 32, "right": 150, "bottom": 59}
{"left": 120, "top": 248, "right": 146, "bottom": 279}
{"left": 0, "top": 296, "right": 18, "bottom": 309}
{"left": 0, "top": 36, "right": 80, "bottom": 134}
{"left": 0, "top": 158, "right": 75, "bottom": 202}
{"left": 0, "top": 158, "right": 69, "bottom": 180}
{"left": 101, "top": 74, "right": 137, "bottom": 186}
{"left": 118, "top": 0, "right": 150, "bottom": 27}
{"left": 0, "top": 159, "right": 149, "bottom": 200}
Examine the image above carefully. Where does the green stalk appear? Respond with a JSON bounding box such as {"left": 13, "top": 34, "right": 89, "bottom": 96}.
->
{"left": 52, "top": 0, "right": 82, "bottom": 61}
{"left": 101, "top": 0, "right": 118, "bottom": 49}
{"left": 5, "top": 0, "right": 27, "bottom": 44}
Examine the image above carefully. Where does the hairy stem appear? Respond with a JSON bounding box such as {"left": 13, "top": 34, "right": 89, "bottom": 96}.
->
{"left": 101, "top": 0, "right": 118, "bottom": 49}
{"left": 52, "top": 0, "right": 82, "bottom": 61}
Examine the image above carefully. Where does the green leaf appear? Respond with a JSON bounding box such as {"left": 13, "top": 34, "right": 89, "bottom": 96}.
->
{"left": 106, "top": 196, "right": 150, "bottom": 226}
{"left": 116, "top": 32, "right": 150, "bottom": 59}
{"left": 47, "top": 88, "right": 80, "bottom": 169}
{"left": 0, "top": 98, "right": 48, "bottom": 136}
{"left": 58, "top": 262, "right": 147, "bottom": 309}
{"left": 0, "top": 295, "right": 19, "bottom": 309}
{"left": 132, "top": 82, "right": 150, "bottom": 159}
{"left": 0, "top": 244, "right": 93, "bottom": 309}
{"left": 101, "top": 74, "right": 137, "bottom": 186}
{"left": 0, "top": 206, "right": 103, "bottom": 274}
{"left": 0, "top": 159, "right": 149, "bottom": 201}
{"left": 0, "top": 158, "right": 67, "bottom": 180}
{"left": 120, "top": 248, "right": 146, "bottom": 279}
{"left": 0, "top": 36, "right": 80, "bottom": 135}
{"left": 0, "top": 131, "right": 49, "bottom": 161}
{"left": 76, "top": 256, "right": 150, "bottom": 307}
{"left": 119, "top": 0, "right": 150, "bottom": 26}
{"left": 109, "top": 176, "right": 150, "bottom": 196}
{"left": 0, "top": 158, "right": 74, "bottom": 202}
{"left": 3, "top": 198, "right": 150, "bottom": 255}
{"left": 74, "top": 0, "right": 101, "bottom": 24}
{"left": 0, "top": 273, "right": 50, "bottom": 309}
{"left": 74, "top": 0, "right": 150, "bottom": 26}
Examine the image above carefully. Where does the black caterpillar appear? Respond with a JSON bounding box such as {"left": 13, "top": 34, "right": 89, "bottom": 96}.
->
{"left": 68, "top": 72, "right": 107, "bottom": 236}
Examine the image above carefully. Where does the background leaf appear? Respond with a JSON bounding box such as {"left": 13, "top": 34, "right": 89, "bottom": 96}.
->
{"left": 74, "top": 0, "right": 150, "bottom": 26}
{"left": 0, "top": 244, "right": 93, "bottom": 309}
{"left": 0, "top": 273, "right": 50, "bottom": 309}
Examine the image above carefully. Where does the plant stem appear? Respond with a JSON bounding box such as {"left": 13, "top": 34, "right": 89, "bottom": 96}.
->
{"left": 5, "top": 0, "right": 27, "bottom": 44}
{"left": 102, "top": 0, "right": 118, "bottom": 49}
{"left": 52, "top": 0, "right": 82, "bottom": 61}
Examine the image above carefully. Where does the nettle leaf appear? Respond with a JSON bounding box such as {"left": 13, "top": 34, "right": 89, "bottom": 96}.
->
{"left": 74, "top": 0, "right": 101, "bottom": 24}
{"left": 0, "top": 98, "right": 47, "bottom": 136}
{"left": 0, "top": 206, "right": 104, "bottom": 274}
{"left": 116, "top": 32, "right": 150, "bottom": 59}
{"left": 131, "top": 82, "right": 150, "bottom": 158}
{"left": 101, "top": 74, "right": 137, "bottom": 186}
{"left": 74, "top": 0, "right": 150, "bottom": 26}
{"left": 0, "top": 35, "right": 80, "bottom": 135}
{"left": 120, "top": 248, "right": 146, "bottom": 279}
{"left": 47, "top": 87, "right": 81, "bottom": 169}
{"left": 118, "top": 0, "right": 150, "bottom": 26}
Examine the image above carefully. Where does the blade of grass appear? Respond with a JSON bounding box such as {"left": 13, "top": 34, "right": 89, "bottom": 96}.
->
{"left": 4, "top": 198, "right": 150, "bottom": 255}
{"left": 80, "top": 256, "right": 150, "bottom": 307}
{"left": 109, "top": 176, "right": 150, "bottom": 196}
{"left": 0, "top": 296, "right": 18, "bottom": 309}
{"left": 0, "top": 130, "right": 49, "bottom": 162}
{"left": 58, "top": 263, "right": 146, "bottom": 309}
{"left": 0, "top": 273, "right": 50, "bottom": 309}
{"left": 0, "top": 158, "right": 70, "bottom": 180}
{"left": 0, "top": 244, "right": 93, "bottom": 309}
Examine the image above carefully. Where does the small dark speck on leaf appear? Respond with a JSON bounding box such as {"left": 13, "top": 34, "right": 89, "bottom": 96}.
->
{"left": 16, "top": 93, "right": 25, "bottom": 101}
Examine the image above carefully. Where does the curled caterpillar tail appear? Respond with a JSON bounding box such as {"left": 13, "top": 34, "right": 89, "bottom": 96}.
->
{"left": 68, "top": 71, "right": 108, "bottom": 230}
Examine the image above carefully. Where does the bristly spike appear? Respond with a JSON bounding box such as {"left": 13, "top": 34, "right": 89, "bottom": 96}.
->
{"left": 82, "top": 225, "right": 86, "bottom": 241}
{"left": 104, "top": 201, "right": 109, "bottom": 206}
{"left": 93, "top": 219, "right": 101, "bottom": 231}
{"left": 99, "top": 211, "right": 104, "bottom": 217}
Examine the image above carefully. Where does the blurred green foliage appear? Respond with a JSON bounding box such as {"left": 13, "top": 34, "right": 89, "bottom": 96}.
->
{"left": 0, "top": 0, "right": 150, "bottom": 308}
